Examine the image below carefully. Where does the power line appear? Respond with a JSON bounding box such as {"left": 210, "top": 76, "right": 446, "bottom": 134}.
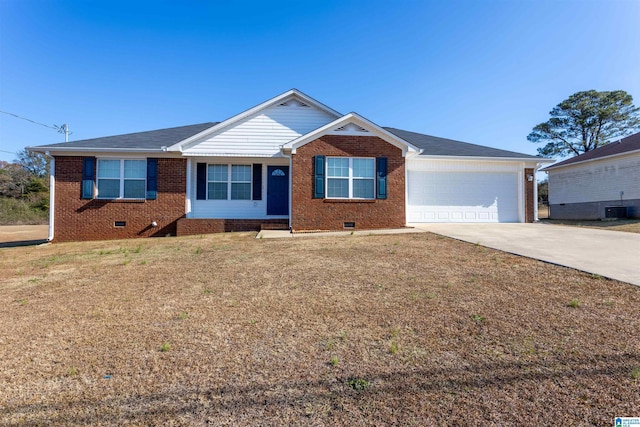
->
{"left": 0, "top": 149, "right": 17, "bottom": 154}
{"left": 0, "top": 110, "right": 58, "bottom": 131}
{"left": 0, "top": 110, "right": 71, "bottom": 141}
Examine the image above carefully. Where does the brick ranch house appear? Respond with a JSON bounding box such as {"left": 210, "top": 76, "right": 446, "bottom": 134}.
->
{"left": 29, "top": 89, "right": 552, "bottom": 242}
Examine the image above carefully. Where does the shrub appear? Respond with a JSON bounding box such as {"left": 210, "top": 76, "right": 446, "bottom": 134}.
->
{"left": 0, "top": 197, "right": 48, "bottom": 225}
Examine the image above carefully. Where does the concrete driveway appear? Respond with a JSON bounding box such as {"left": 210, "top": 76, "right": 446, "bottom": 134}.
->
{"left": 410, "top": 223, "right": 640, "bottom": 287}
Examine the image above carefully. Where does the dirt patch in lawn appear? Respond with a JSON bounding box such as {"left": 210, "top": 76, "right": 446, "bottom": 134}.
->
{"left": 0, "top": 225, "right": 48, "bottom": 246}
{"left": 1, "top": 233, "right": 638, "bottom": 425}
{"left": 541, "top": 218, "right": 640, "bottom": 234}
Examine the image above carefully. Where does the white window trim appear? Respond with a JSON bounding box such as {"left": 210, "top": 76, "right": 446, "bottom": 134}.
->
{"left": 96, "top": 158, "right": 146, "bottom": 200}
{"left": 206, "top": 164, "right": 253, "bottom": 201}
{"left": 326, "top": 157, "right": 375, "bottom": 200}
{"left": 207, "top": 164, "right": 228, "bottom": 200}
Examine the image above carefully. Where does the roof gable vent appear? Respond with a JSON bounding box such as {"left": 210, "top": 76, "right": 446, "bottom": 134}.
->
{"left": 277, "top": 98, "right": 310, "bottom": 108}
{"left": 333, "top": 123, "right": 368, "bottom": 133}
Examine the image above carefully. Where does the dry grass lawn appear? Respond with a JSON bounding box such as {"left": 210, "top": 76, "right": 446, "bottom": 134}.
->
{"left": 1, "top": 232, "right": 639, "bottom": 425}
{"left": 541, "top": 218, "right": 640, "bottom": 234}
{"left": 538, "top": 205, "right": 640, "bottom": 233}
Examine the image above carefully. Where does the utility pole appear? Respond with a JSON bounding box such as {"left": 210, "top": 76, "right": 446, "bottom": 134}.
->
{"left": 56, "top": 124, "right": 70, "bottom": 142}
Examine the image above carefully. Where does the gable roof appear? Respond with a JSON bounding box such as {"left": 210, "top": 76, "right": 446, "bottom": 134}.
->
{"left": 168, "top": 89, "right": 342, "bottom": 152}
{"left": 542, "top": 131, "right": 640, "bottom": 171}
{"left": 283, "top": 113, "right": 421, "bottom": 156}
{"left": 29, "top": 122, "right": 217, "bottom": 153}
{"left": 385, "top": 127, "right": 544, "bottom": 160}
{"left": 27, "top": 90, "right": 552, "bottom": 163}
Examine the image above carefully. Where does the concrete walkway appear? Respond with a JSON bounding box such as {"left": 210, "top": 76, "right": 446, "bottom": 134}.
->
{"left": 411, "top": 223, "right": 640, "bottom": 287}
{"left": 257, "top": 227, "right": 425, "bottom": 239}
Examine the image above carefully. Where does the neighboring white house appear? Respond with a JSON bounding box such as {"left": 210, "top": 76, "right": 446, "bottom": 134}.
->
{"left": 543, "top": 132, "right": 640, "bottom": 219}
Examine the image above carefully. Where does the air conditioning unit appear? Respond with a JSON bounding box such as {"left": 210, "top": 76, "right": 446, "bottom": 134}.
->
{"left": 604, "top": 206, "right": 628, "bottom": 219}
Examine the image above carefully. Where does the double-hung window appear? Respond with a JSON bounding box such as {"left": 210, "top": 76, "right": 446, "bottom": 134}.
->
{"left": 207, "top": 165, "right": 228, "bottom": 200}
{"left": 207, "top": 164, "right": 252, "bottom": 200}
{"left": 327, "top": 157, "right": 375, "bottom": 199}
{"left": 97, "top": 159, "right": 146, "bottom": 199}
{"left": 231, "top": 165, "right": 251, "bottom": 200}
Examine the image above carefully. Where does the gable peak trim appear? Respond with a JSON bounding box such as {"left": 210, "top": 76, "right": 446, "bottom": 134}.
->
{"left": 284, "top": 112, "right": 421, "bottom": 157}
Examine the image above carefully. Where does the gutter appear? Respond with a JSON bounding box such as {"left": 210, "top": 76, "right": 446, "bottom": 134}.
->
{"left": 415, "top": 154, "right": 554, "bottom": 163}
{"left": 27, "top": 146, "right": 168, "bottom": 153}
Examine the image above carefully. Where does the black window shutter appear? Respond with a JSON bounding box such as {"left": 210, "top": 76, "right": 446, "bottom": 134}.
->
{"left": 146, "top": 158, "right": 158, "bottom": 200}
{"left": 313, "top": 155, "right": 325, "bottom": 198}
{"left": 196, "top": 163, "right": 207, "bottom": 200}
{"left": 376, "top": 157, "right": 388, "bottom": 199}
{"left": 81, "top": 157, "right": 95, "bottom": 199}
{"left": 252, "top": 164, "right": 262, "bottom": 200}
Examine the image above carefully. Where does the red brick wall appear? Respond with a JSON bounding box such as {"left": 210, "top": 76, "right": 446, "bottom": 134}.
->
{"left": 53, "top": 156, "right": 187, "bottom": 242}
{"left": 291, "top": 135, "right": 405, "bottom": 231}
{"left": 525, "top": 167, "right": 535, "bottom": 223}
{"left": 176, "top": 218, "right": 289, "bottom": 235}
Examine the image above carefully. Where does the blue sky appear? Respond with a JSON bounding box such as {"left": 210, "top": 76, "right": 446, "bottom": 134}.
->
{"left": 0, "top": 0, "right": 638, "bottom": 164}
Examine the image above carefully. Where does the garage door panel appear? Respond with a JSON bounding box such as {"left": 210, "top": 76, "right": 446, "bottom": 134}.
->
{"left": 407, "top": 171, "right": 519, "bottom": 223}
{"left": 465, "top": 212, "right": 477, "bottom": 220}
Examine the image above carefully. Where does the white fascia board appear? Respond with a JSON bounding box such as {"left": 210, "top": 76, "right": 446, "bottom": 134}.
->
{"left": 415, "top": 154, "right": 553, "bottom": 164}
{"left": 541, "top": 148, "right": 640, "bottom": 171}
{"left": 285, "top": 113, "right": 421, "bottom": 156}
{"left": 167, "top": 89, "right": 343, "bottom": 152}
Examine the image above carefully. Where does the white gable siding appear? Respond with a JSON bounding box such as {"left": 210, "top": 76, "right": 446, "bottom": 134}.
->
{"left": 183, "top": 101, "right": 336, "bottom": 157}
{"left": 548, "top": 153, "right": 640, "bottom": 204}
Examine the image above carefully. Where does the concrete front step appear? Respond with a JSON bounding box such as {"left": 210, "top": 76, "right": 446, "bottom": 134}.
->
{"left": 260, "top": 223, "right": 290, "bottom": 231}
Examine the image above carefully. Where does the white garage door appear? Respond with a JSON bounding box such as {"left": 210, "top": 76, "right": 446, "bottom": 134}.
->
{"left": 407, "top": 171, "right": 520, "bottom": 222}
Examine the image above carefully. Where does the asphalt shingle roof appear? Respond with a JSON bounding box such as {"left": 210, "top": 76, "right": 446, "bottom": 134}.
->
{"left": 543, "top": 131, "right": 640, "bottom": 170}
{"left": 32, "top": 122, "right": 217, "bottom": 150}
{"left": 384, "top": 127, "right": 540, "bottom": 159}
{"left": 31, "top": 121, "right": 542, "bottom": 160}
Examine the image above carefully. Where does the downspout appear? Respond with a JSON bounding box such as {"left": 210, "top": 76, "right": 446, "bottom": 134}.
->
{"left": 281, "top": 148, "right": 293, "bottom": 231}
{"left": 185, "top": 157, "right": 192, "bottom": 218}
{"left": 45, "top": 152, "right": 55, "bottom": 242}
{"left": 404, "top": 150, "right": 409, "bottom": 226}
{"left": 533, "top": 163, "right": 540, "bottom": 222}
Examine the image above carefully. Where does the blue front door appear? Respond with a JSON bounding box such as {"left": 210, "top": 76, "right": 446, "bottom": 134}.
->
{"left": 267, "top": 166, "right": 289, "bottom": 216}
